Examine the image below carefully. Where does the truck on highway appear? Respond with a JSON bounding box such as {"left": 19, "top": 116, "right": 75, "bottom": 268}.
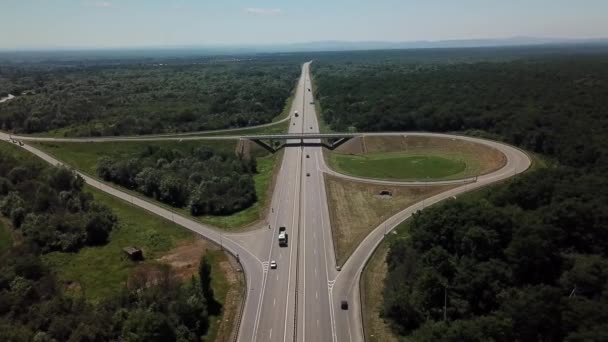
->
{"left": 278, "top": 226, "right": 288, "bottom": 246}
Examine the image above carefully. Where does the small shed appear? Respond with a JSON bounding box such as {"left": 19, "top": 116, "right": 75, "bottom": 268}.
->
{"left": 123, "top": 246, "right": 144, "bottom": 261}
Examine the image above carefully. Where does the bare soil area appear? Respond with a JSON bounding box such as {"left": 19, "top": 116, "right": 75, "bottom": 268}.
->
{"left": 157, "top": 238, "right": 210, "bottom": 280}
{"left": 325, "top": 174, "right": 457, "bottom": 266}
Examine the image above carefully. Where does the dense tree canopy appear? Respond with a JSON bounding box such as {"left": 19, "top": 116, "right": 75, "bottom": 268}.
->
{"left": 0, "top": 246, "right": 215, "bottom": 341}
{"left": 0, "top": 144, "right": 218, "bottom": 341}
{"left": 313, "top": 53, "right": 608, "bottom": 170}
{"left": 311, "top": 49, "right": 608, "bottom": 341}
{"left": 0, "top": 147, "right": 116, "bottom": 253}
{"left": 0, "top": 57, "right": 299, "bottom": 136}
{"left": 97, "top": 145, "right": 257, "bottom": 216}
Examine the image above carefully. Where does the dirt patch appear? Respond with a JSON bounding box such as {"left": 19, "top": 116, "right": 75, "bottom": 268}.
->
{"left": 235, "top": 139, "right": 252, "bottom": 160}
{"left": 325, "top": 173, "right": 457, "bottom": 266}
{"left": 156, "top": 238, "right": 211, "bottom": 280}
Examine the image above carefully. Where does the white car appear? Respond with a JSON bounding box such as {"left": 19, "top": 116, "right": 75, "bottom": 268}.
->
{"left": 270, "top": 260, "right": 277, "bottom": 269}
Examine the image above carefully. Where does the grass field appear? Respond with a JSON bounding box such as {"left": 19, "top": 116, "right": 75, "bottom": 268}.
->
{"left": 329, "top": 152, "right": 468, "bottom": 180}
{"left": 32, "top": 140, "right": 280, "bottom": 230}
{"left": 1, "top": 140, "right": 243, "bottom": 340}
{"left": 324, "top": 174, "right": 457, "bottom": 266}
{"left": 42, "top": 186, "right": 194, "bottom": 301}
{"left": 361, "top": 232, "right": 400, "bottom": 342}
{"left": 327, "top": 135, "right": 506, "bottom": 181}
{"left": 195, "top": 118, "right": 289, "bottom": 137}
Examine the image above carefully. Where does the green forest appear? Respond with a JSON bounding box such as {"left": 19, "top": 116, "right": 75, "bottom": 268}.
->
{"left": 0, "top": 144, "right": 220, "bottom": 341}
{"left": 0, "top": 57, "right": 299, "bottom": 136}
{"left": 97, "top": 145, "right": 258, "bottom": 216}
{"left": 0, "top": 148, "right": 116, "bottom": 253}
{"left": 313, "top": 49, "right": 608, "bottom": 341}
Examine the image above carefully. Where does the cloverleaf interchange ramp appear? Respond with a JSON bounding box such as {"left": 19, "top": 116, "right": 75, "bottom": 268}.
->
{"left": 0, "top": 62, "right": 531, "bottom": 341}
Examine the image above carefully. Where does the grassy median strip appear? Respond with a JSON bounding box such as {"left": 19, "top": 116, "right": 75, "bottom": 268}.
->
{"left": 324, "top": 174, "right": 457, "bottom": 266}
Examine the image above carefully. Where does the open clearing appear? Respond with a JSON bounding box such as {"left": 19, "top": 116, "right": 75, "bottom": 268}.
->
{"left": 32, "top": 140, "right": 280, "bottom": 230}
{"left": 0, "top": 141, "right": 242, "bottom": 340}
{"left": 42, "top": 186, "right": 242, "bottom": 341}
{"left": 324, "top": 173, "right": 457, "bottom": 266}
{"left": 327, "top": 135, "right": 506, "bottom": 181}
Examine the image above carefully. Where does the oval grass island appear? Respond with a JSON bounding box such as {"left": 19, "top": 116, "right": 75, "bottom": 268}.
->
{"left": 326, "top": 135, "right": 507, "bottom": 181}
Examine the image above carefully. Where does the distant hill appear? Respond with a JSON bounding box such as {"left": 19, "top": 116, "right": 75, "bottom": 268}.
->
{"left": 1, "top": 37, "right": 607, "bottom": 61}
{"left": 260, "top": 37, "right": 608, "bottom": 52}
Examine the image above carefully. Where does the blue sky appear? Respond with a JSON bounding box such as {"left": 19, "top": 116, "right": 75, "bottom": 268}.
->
{"left": 1, "top": 0, "right": 607, "bottom": 49}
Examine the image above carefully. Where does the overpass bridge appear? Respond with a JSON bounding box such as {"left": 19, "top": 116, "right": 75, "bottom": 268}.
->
{"left": 4, "top": 131, "right": 410, "bottom": 150}
{"left": 239, "top": 132, "right": 406, "bottom": 153}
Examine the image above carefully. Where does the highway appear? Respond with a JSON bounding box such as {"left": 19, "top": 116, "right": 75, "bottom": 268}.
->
{"left": 1, "top": 62, "right": 531, "bottom": 341}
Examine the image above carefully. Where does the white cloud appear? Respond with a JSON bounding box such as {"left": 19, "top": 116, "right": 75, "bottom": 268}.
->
{"left": 244, "top": 8, "right": 282, "bottom": 16}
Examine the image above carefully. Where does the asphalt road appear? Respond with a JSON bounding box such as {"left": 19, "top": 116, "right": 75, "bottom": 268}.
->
{"left": 1, "top": 62, "right": 532, "bottom": 342}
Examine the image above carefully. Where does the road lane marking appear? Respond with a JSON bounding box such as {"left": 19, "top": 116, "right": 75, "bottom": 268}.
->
{"left": 282, "top": 104, "right": 304, "bottom": 342}
{"left": 273, "top": 297, "right": 276, "bottom": 307}
{"left": 253, "top": 85, "right": 298, "bottom": 342}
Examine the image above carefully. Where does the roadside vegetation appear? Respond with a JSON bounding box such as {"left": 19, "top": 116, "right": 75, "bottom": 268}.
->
{"left": 33, "top": 140, "right": 278, "bottom": 229}
{"left": 0, "top": 141, "right": 243, "bottom": 341}
{"left": 316, "top": 49, "right": 608, "bottom": 340}
{"left": 0, "top": 57, "right": 300, "bottom": 136}
{"left": 324, "top": 174, "right": 457, "bottom": 266}
{"left": 360, "top": 236, "right": 398, "bottom": 342}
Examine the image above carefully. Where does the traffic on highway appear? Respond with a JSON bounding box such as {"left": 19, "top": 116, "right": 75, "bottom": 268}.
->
{"left": 0, "top": 62, "right": 531, "bottom": 342}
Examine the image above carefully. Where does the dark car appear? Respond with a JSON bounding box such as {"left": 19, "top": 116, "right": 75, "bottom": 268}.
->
{"left": 341, "top": 300, "right": 348, "bottom": 310}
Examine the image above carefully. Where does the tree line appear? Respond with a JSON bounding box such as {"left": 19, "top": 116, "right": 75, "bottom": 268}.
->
{"left": 313, "top": 54, "right": 608, "bottom": 169}
{"left": 0, "top": 58, "right": 300, "bottom": 136}
{"left": 310, "top": 50, "right": 608, "bottom": 341}
{"left": 97, "top": 145, "right": 258, "bottom": 216}
{"left": 1, "top": 246, "right": 219, "bottom": 341}
{"left": 383, "top": 168, "right": 608, "bottom": 341}
{"left": 0, "top": 147, "right": 116, "bottom": 253}
{"left": 0, "top": 144, "right": 220, "bottom": 341}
